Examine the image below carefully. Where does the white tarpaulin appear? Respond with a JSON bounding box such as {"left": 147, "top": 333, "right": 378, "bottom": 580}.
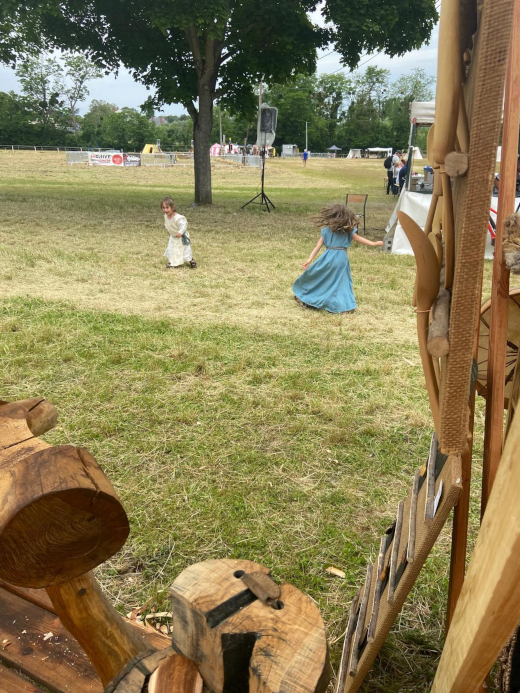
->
{"left": 410, "top": 101, "right": 435, "bottom": 125}
{"left": 383, "top": 189, "right": 499, "bottom": 260}
{"left": 366, "top": 147, "right": 392, "bottom": 158}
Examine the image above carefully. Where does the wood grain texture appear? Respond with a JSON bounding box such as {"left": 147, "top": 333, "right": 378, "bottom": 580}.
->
{"left": 0, "top": 587, "right": 102, "bottom": 693}
{"left": 348, "top": 564, "right": 372, "bottom": 676}
{"left": 387, "top": 502, "right": 404, "bottom": 604}
{"left": 170, "top": 558, "right": 329, "bottom": 693}
{"left": 407, "top": 469, "right": 420, "bottom": 563}
{"left": 148, "top": 654, "right": 203, "bottom": 693}
{"left": 334, "top": 592, "right": 360, "bottom": 693}
{"left": 433, "top": 0, "right": 461, "bottom": 164}
{"left": 46, "top": 572, "right": 153, "bottom": 687}
{"left": 0, "top": 445, "right": 129, "bottom": 588}
{"left": 432, "top": 404, "right": 520, "bottom": 692}
{"left": 398, "top": 211, "right": 441, "bottom": 434}
{"left": 0, "top": 581, "right": 171, "bottom": 651}
{"left": 481, "top": 0, "right": 520, "bottom": 516}
{"left": 0, "top": 666, "right": 45, "bottom": 693}
{"left": 367, "top": 537, "right": 386, "bottom": 641}
{"left": 445, "top": 151, "right": 469, "bottom": 177}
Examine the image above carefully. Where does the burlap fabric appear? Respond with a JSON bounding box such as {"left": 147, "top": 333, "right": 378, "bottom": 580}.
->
{"left": 440, "top": 0, "right": 515, "bottom": 453}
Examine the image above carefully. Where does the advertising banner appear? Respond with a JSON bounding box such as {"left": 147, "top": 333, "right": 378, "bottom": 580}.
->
{"left": 88, "top": 152, "right": 124, "bottom": 166}
{"left": 123, "top": 153, "right": 141, "bottom": 167}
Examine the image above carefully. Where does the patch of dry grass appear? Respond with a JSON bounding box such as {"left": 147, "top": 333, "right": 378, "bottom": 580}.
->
{"left": 0, "top": 151, "right": 494, "bottom": 691}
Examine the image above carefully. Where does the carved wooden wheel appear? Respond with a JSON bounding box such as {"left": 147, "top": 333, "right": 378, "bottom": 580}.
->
{"left": 476, "top": 288, "right": 520, "bottom": 408}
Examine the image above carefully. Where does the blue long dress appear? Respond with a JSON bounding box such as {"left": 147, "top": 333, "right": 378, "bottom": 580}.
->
{"left": 293, "top": 226, "right": 356, "bottom": 313}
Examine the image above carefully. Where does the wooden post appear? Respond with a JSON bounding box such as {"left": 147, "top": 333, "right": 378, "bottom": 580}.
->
{"left": 431, "top": 405, "right": 520, "bottom": 692}
{"left": 481, "top": 0, "right": 520, "bottom": 515}
{"left": 445, "top": 301, "right": 481, "bottom": 632}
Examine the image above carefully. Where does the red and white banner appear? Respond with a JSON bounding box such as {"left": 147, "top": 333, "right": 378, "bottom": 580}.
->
{"left": 88, "top": 152, "right": 124, "bottom": 167}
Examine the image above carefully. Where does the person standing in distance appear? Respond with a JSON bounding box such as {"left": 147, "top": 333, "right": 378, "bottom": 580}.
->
{"left": 303, "top": 149, "right": 309, "bottom": 166}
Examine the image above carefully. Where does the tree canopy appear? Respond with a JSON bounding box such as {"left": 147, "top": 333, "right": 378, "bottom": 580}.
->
{"left": 4, "top": 0, "right": 438, "bottom": 202}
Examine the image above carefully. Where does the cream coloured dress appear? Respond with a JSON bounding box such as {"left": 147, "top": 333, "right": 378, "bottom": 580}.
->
{"left": 164, "top": 212, "right": 193, "bottom": 266}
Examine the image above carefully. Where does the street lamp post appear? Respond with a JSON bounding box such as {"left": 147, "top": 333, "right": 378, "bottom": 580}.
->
{"left": 305, "top": 121, "right": 308, "bottom": 151}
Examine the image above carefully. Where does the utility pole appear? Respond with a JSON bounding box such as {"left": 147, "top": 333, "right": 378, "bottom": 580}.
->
{"left": 305, "top": 121, "right": 308, "bottom": 151}
{"left": 219, "top": 107, "right": 223, "bottom": 156}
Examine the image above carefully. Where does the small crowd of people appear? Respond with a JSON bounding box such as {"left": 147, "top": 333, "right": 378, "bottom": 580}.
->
{"left": 385, "top": 150, "right": 408, "bottom": 196}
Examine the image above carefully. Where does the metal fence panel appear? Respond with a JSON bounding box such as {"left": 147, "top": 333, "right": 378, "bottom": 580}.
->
{"left": 141, "top": 153, "right": 176, "bottom": 167}
{"left": 66, "top": 151, "right": 89, "bottom": 164}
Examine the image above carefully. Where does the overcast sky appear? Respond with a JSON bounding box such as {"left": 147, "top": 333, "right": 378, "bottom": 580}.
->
{"left": 0, "top": 12, "right": 438, "bottom": 116}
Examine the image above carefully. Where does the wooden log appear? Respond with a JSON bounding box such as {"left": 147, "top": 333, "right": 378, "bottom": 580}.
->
{"left": 46, "top": 572, "right": 154, "bottom": 687}
{"left": 482, "top": 0, "right": 520, "bottom": 515}
{"left": 445, "top": 151, "right": 469, "bottom": 178}
{"left": 431, "top": 402, "right": 520, "bottom": 692}
{"left": 0, "top": 398, "right": 57, "bottom": 439}
{"left": 387, "top": 502, "right": 404, "bottom": 604}
{"left": 170, "top": 558, "right": 329, "bottom": 693}
{"left": 348, "top": 564, "right": 372, "bottom": 677}
{"left": 0, "top": 445, "right": 129, "bottom": 588}
{"left": 334, "top": 592, "right": 360, "bottom": 693}
{"left": 148, "top": 654, "right": 203, "bottom": 693}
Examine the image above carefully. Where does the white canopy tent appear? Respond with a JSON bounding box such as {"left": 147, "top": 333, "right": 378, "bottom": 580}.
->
{"left": 384, "top": 100, "right": 495, "bottom": 259}
{"left": 347, "top": 149, "right": 363, "bottom": 158}
{"left": 383, "top": 189, "right": 496, "bottom": 260}
{"left": 365, "top": 147, "right": 392, "bottom": 158}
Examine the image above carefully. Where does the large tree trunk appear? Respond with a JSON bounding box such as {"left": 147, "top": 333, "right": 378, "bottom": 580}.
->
{"left": 192, "top": 89, "right": 213, "bottom": 205}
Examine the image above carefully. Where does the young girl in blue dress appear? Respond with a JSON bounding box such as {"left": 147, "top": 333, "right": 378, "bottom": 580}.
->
{"left": 293, "top": 204, "right": 383, "bottom": 314}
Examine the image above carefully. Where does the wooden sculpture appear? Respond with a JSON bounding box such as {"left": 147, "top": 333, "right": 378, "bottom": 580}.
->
{"left": 170, "top": 558, "right": 330, "bottom": 693}
{"left": 0, "top": 398, "right": 198, "bottom": 690}
{"left": 0, "top": 397, "right": 330, "bottom": 693}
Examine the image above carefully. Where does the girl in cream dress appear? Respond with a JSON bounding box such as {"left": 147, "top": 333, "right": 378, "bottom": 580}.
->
{"left": 161, "top": 197, "right": 197, "bottom": 268}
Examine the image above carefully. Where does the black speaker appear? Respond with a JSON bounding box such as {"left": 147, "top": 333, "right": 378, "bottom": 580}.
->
{"left": 259, "top": 107, "right": 277, "bottom": 134}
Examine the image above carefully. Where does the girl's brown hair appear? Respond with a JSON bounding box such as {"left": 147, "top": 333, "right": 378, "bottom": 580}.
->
{"left": 160, "top": 196, "right": 176, "bottom": 210}
{"left": 312, "top": 204, "right": 360, "bottom": 234}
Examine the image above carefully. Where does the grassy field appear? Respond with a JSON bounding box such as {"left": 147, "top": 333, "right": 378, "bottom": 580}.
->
{"left": 0, "top": 151, "right": 491, "bottom": 691}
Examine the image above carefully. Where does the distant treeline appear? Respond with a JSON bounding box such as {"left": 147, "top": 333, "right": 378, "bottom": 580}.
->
{"left": 0, "top": 57, "right": 434, "bottom": 152}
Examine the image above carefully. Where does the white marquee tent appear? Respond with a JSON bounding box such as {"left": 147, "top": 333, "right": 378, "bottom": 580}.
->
{"left": 347, "top": 149, "right": 363, "bottom": 158}
{"left": 384, "top": 101, "right": 495, "bottom": 259}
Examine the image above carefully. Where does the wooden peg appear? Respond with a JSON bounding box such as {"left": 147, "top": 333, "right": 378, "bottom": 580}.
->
{"left": 445, "top": 151, "right": 469, "bottom": 177}
{"left": 240, "top": 570, "right": 281, "bottom": 606}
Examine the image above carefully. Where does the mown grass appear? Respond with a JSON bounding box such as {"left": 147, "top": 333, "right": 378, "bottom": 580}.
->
{"left": 0, "top": 151, "right": 492, "bottom": 691}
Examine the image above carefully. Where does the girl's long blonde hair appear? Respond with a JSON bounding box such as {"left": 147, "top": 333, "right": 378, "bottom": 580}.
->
{"left": 313, "top": 204, "right": 359, "bottom": 234}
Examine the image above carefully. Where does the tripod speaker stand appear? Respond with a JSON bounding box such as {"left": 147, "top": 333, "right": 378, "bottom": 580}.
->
{"left": 242, "top": 105, "right": 277, "bottom": 213}
{"left": 241, "top": 147, "right": 275, "bottom": 212}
